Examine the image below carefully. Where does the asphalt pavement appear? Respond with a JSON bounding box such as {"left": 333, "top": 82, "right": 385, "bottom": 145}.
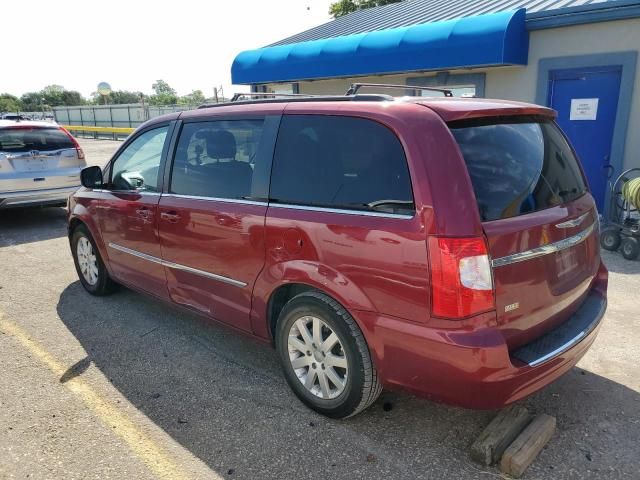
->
{"left": 0, "top": 139, "right": 639, "bottom": 479}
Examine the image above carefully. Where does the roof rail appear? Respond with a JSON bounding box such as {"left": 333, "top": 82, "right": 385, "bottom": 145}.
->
{"left": 197, "top": 93, "right": 394, "bottom": 109}
{"left": 346, "top": 83, "right": 453, "bottom": 97}
{"left": 230, "top": 92, "right": 317, "bottom": 102}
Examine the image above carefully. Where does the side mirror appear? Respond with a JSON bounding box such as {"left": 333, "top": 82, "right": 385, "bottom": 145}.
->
{"left": 80, "top": 166, "right": 104, "bottom": 189}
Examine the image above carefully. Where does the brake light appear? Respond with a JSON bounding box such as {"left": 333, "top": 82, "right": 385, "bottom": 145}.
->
{"left": 59, "top": 127, "right": 85, "bottom": 161}
{"left": 428, "top": 236, "right": 494, "bottom": 319}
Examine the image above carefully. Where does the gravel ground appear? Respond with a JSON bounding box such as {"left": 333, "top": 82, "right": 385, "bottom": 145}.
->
{"left": 0, "top": 139, "right": 638, "bottom": 479}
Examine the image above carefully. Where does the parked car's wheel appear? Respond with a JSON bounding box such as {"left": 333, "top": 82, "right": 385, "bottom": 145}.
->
{"left": 600, "top": 227, "right": 621, "bottom": 251}
{"left": 276, "top": 290, "right": 382, "bottom": 418}
{"left": 71, "top": 225, "right": 116, "bottom": 295}
{"left": 621, "top": 237, "right": 640, "bottom": 260}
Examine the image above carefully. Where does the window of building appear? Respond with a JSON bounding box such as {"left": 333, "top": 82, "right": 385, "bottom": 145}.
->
{"left": 409, "top": 72, "right": 486, "bottom": 98}
{"left": 420, "top": 85, "right": 476, "bottom": 98}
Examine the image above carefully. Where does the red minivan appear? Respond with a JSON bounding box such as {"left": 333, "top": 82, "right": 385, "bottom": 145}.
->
{"left": 68, "top": 90, "right": 607, "bottom": 418}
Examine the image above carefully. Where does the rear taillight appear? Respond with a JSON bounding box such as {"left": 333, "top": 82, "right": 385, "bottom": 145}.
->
{"left": 428, "top": 236, "right": 494, "bottom": 319}
{"left": 59, "top": 127, "right": 85, "bottom": 161}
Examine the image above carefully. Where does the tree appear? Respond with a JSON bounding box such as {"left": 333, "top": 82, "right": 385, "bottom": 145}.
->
{"left": 58, "top": 90, "right": 85, "bottom": 107}
{"left": 92, "top": 90, "right": 145, "bottom": 105}
{"left": 112, "top": 90, "right": 145, "bottom": 104}
{"left": 20, "top": 92, "right": 45, "bottom": 111}
{"left": 36, "top": 85, "right": 86, "bottom": 107}
{"left": 149, "top": 79, "right": 178, "bottom": 105}
{"left": 19, "top": 87, "right": 86, "bottom": 110}
{"left": 0, "top": 94, "right": 22, "bottom": 113}
{"left": 329, "top": 0, "right": 402, "bottom": 18}
{"left": 179, "top": 90, "right": 205, "bottom": 105}
{"left": 152, "top": 79, "right": 177, "bottom": 96}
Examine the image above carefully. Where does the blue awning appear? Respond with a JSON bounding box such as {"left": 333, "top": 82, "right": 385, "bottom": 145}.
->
{"left": 231, "top": 9, "right": 529, "bottom": 85}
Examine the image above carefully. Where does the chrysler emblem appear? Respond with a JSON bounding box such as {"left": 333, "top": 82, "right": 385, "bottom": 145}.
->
{"left": 556, "top": 212, "right": 589, "bottom": 229}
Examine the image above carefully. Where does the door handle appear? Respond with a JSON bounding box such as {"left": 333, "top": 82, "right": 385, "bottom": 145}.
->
{"left": 160, "top": 211, "right": 181, "bottom": 223}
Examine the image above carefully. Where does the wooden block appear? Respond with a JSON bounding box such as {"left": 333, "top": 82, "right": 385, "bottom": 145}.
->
{"left": 470, "top": 405, "right": 532, "bottom": 466}
{"left": 500, "top": 414, "right": 556, "bottom": 478}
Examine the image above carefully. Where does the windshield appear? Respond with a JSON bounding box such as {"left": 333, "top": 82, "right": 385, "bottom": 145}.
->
{"left": 450, "top": 118, "right": 587, "bottom": 222}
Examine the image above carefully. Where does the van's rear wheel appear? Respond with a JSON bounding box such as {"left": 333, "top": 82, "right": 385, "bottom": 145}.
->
{"left": 275, "top": 291, "right": 382, "bottom": 418}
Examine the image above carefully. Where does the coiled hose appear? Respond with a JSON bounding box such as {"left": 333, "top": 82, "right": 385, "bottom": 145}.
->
{"left": 622, "top": 177, "right": 640, "bottom": 210}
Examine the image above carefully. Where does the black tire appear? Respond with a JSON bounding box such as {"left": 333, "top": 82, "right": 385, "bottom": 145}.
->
{"left": 71, "top": 224, "right": 116, "bottom": 295}
{"left": 275, "top": 290, "right": 382, "bottom": 419}
{"left": 600, "top": 228, "right": 622, "bottom": 251}
{"left": 621, "top": 237, "right": 640, "bottom": 260}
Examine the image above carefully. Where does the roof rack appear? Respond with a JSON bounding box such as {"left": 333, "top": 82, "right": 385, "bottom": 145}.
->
{"left": 197, "top": 93, "right": 393, "bottom": 109}
{"left": 345, "top": 82, "right": 453, "bottom": 97}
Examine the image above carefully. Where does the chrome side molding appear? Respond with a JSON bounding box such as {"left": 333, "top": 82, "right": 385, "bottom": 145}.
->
{"left": 492, "top": 222, "right": 595, "bottom": 268}
{"left": 108, "top": 243, "right": 247, "bottom": 288}
{"left": 268, "top": 202, "right": 414, "bottom": 219}
{"left": 162, "top": 193, "right": 268, "bottom": 207}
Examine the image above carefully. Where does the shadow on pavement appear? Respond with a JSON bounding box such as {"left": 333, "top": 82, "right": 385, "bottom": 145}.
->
{"left": 56, "top": 281, "right": 640, "bottom": 480}
{"left": 0, "top": 206, "right": 67, "bottom": 247}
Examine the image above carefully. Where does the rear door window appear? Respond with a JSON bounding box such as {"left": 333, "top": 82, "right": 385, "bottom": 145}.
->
{"left": 0, "top": 127, "right": 74, "bottom": 152}
{"left": 270, "top": 115, "right": 414, "bottom": 215}
{"left": 450, "top": 118, "right": 587, "bottom": 222}
{"left": 170, "top": 120, "right": 265, "bottom": 200}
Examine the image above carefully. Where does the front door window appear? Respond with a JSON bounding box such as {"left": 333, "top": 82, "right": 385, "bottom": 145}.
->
{"left": 110, "top": 126, "right": 168, "bottom": 192}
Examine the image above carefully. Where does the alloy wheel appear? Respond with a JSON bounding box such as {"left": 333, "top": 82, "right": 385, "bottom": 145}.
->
{"left": 287, "top": 315, "right": 348, "bottom": 399}
{"left": 77, "top": 236, "right": 99, "bottom": 286}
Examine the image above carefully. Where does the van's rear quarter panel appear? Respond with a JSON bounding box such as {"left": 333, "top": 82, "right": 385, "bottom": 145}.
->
{"left": 252, "top": 208, "right": 432, "bottom": 338}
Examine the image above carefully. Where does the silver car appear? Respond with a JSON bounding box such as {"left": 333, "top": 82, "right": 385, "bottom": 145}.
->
{"left": 0, "top": 120, "right": 86, "bottom": 208}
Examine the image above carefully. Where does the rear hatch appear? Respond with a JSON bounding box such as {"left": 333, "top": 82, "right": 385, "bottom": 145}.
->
{"left": 449, "top": 115, "right": 600, "bottom": 350}
{"left": 0, "top": 125, "right": 84, "bottom": 192}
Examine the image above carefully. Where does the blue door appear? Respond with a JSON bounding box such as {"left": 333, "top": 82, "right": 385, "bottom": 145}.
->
{"left": 548, "top": 66, "right": 622, "bottom": 211}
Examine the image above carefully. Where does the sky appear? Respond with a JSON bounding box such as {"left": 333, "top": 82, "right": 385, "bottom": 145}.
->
{"left": 1, "top": 0, "right": 335, "bottom": 99}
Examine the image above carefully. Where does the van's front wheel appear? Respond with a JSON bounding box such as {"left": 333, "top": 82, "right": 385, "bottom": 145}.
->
{"left": 71, "top": 225, "right": 116, "bottom": 295}
{"left": 275, "top": 291, "right": 382, "bottom": 418}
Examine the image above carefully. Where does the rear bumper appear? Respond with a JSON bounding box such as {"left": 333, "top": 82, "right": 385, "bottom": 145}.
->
{"left": 0, "top": 186, "right": 79, "bottom": 208}
{"left": 355, "top": 263, "right": 608, "bottom": 409}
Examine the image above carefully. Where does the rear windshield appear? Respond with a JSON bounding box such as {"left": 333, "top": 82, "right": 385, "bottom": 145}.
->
{"left": 0, "top": 127, "right": 74, "bottom": 153}
{"left": 450, "top": 118, "right": 587, "bottom": 222}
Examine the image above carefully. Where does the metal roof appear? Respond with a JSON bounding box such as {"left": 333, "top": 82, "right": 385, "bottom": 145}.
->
{"left": 269, "top": 0, "right": 635, "bottom": 46}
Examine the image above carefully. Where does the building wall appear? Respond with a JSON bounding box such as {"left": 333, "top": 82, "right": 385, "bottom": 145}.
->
{"left": 484, "top": 18, "right": 640, "bottom": 172}
{"left": 262, "top": 18, "right": 640, "bottom": 171}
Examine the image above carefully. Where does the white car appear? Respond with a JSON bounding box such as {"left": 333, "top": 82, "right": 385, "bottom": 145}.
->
{"left": 0, "top": 120, "right": 86, "bottom": 208}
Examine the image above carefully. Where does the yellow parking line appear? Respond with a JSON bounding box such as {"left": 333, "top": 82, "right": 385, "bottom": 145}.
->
{"left": 0, "top": 314, "right": 208, "bottom": 480}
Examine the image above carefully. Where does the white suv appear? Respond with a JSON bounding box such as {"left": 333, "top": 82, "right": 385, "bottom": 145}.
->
{"left": 0, "top": 120, "right": 86, "bottom": 208}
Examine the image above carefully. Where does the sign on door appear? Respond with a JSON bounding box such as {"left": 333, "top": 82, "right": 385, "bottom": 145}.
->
{"left": 570, "top": 98, "right": 599, "bottom": 120}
